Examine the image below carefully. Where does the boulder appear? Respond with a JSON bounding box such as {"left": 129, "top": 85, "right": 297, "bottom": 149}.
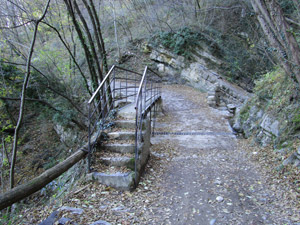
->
{"left": 256, "top": 130, "right": 272, "bottom": 147}
{"left": 58, "top": 206, "right": 84, "bottom": 215}
{"left": 39, "top": 211, "right": 58, "bottom": 225}
{"left": 283, "top": 153, "right": 297, "bottom": 166}
{"left": 157, "top": 63, "right": 165, "bottom": 73}
{"left": 260, "top": 114, "right": 280, "bottom": 137}
{"left": 150, "top": 48, "right": 185, "bottom": 69}
{"left": 227, "top": 104, "right": 236, "bottom": 114}
{"left": 232, "top": 117, "right": 242, "bottom": 133}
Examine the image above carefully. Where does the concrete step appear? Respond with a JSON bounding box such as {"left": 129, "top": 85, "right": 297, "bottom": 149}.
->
{"left": 114, "top": 120, "right": 135, "bottom": 129}
{"left": 100, "top": 156, "right": 135, "bottom": 169}
{"left": 102, "top": 143, "right": 135, "bottom": 154}
{"left": 113, "top": 120, "right": 146, "bottom": 131}
{"left": 107, "top": 131, "right": 136, "bottom": 140}
{"left": 118, "top": 102, "right": 136, "bottom": 120}
{"left": 92, "top": 171, "right": 135, "bottom": 191}
{"left": 114, "top": 100, "right": 133, "bottom": 108}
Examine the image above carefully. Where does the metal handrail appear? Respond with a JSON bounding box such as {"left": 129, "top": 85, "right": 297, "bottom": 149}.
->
{"left": 135, "top": 67, "right": 148, "bottom": 109}
{"left": 88, "top": 66, "right": 143, "bottom": 104}
{"left": 134, "top": 66, "right": 162, "bottom": 184}
{"left": 87, "top": 64, "right": 162, "bottom": 186}
{"left": 135, "top": 67, "right": 161, "bottom": 109}
{"left": 87, "top": 65, "right": 144, "bottom": 172}
{"left": 88, "top": 65, "right": 115, "bottom": 104}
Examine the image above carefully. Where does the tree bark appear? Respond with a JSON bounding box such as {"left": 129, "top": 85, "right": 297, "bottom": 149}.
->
{"left": 251, "top": 0, "right": 300, "bottom": 84}
{"left": 89, "top": 0, "right": 109, "bottom": 74}
{"left": 63, "top": 0, "right": 98, "bottom": 93}
{"left": 79, "top": 0, "right": 111, "bottom": 112}
{"left": 110, "top": 0, "right": 121, "bottom": 61}
{"left": 73, "top": 0, "right": 103, "bottom": 83}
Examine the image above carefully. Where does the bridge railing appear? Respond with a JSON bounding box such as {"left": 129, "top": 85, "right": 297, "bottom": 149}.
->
{"left": 134, "top": 66, "right": 162, "bottom": 183}
{"left": 87, "top": 65, "right": 143, "bottom": 172}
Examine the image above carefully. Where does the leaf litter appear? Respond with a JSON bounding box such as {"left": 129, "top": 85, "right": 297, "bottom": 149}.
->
{"left": 18, "top": 85, "right": 300, "bottom": 224}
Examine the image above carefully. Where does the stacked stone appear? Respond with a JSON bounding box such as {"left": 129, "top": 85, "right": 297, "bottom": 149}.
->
{"left": 207, "top": 90, "right": 217, "bottom": 108}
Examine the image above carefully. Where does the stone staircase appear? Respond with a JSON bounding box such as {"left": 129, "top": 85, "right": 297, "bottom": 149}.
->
{"left": 89, "top": 102, "right": 150, "bottom": 191}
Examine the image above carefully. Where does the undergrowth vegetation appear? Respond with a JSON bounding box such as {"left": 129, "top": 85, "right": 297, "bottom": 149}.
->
{"left": 150, "top": 27, "right": 200, "bottom": 57}
{"left": 150, "top": 27, "right": 274, "bottom": 89}
{"left": 242, "top": 68, "right": 300, "bottom": 145}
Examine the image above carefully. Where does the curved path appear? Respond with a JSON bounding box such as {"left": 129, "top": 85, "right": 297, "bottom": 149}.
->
{"left": 32, "top": 84, "right": 295, "bottom": 225}
{"left": 147, "top": 85, "right": 281, "bottom": 224}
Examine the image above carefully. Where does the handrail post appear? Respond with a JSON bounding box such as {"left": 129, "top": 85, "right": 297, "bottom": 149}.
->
{"left": 113, "top": 68, "right": 115, "bottom": 109}
{"left": 134, "top": 96, "right": 139, "bottom": 185}
{"left": 126, "top": 70, "right": 128, "bottom": 104}
{"left": 134, "top": 66, "right": 148, "bottom": 185}
{"left": 88, "top": 103, "right": 91, "bottom": 173}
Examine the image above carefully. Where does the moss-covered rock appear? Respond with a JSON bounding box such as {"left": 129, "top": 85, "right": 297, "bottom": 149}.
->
{"left": 234, "top": 68, "right": 300, "bottom": 148}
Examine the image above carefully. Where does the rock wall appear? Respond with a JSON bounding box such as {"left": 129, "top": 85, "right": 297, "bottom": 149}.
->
{"left": 181, "top": 63, "right": 251, "bottom": 108}
{"left": 232, "top": 105, "right": 281, "bottom": 147}
{"left": 232, "top": 101, "right": 300, "bottom": 169}
{"left": 148, "top": 44, "right": 300, "bottom": 169}
{"left": 148, "top": 45, "right": 251, "bottom": 110}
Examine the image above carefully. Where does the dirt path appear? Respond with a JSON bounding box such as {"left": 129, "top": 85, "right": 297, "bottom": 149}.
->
{"left": 26, "top": 84, "right": 298, "bottom": 225}
{"left": 148, "top": 85, "right": 283, "bottom": 224}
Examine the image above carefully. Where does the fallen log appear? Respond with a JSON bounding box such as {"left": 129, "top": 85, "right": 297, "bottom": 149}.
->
{"left": 0, "top": 142, "right": 90, "bottom": 210}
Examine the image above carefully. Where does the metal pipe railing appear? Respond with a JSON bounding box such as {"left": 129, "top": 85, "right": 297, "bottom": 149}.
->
{"left": 87, "top": 65, "right": 143, "bottom": 172}
{"left": 87, "top": 64, "right": 162, "bottom": 186}
{"left": 134, "top": 66, "right": 162, "bottom": 184}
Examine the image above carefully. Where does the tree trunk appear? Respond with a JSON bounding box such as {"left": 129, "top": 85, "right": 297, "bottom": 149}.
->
{"left": 89, "top": 0, "right": 109, "bottom": 74}
{"left": 0, "top": 144, "right": 89, "bottom": 210}
{"left": 251, "top": 0, "right": 300, "bottom": 84}
{"left": 110, "top": 0, "right": 121, "bottom": 61}
{"left": 63, "top": 0, "right": 98, "bottom": 93}
{"left": 73, "top": 0, "right": 103, "bottom": 83}
{"left": 81, "top": 0, "right": 111, "bottom": 112}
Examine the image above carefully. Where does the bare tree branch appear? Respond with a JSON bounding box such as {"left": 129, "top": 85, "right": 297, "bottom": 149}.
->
{"left": 41, "top": 21, "right": 92, "bottom": 96}
{"left": 286, "top": 17, "right": 300, "bottom": 27}
{"left": 1, "top": 61, "right": 87, "bottom": 117}
{"left": 0, "top": 96, "right": 87, "bottom": 130}
{"left": 0, "top": 20, "right": 33, "bottom": 29}
{"left": 6, "top": 0, "right": 29, "bottom": 14}
{"left": 10, "top": 0, "right": 51, "bottom": 190}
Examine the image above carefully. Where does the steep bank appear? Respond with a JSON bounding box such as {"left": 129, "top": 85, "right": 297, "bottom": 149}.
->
{"left": 233, "top": 68, "right": 300, "bottom": 168}
{"left": 146, "top": 43, "right": 251, "bottom": 110}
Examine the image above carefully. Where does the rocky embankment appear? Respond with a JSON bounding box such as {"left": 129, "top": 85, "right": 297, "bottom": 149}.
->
{"left": 147, "top": 44, "right": 251, "bottom": 110}
{"left": 147, "top": 44, "right": 300, "bottom": 169}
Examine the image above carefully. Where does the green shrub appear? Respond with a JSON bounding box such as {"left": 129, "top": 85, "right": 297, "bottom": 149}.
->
{"left": 150, "top": 27, "right": 274, "bottom": 89}
{"left": 151, "top": 27, "right": 201, "bottom": 57}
